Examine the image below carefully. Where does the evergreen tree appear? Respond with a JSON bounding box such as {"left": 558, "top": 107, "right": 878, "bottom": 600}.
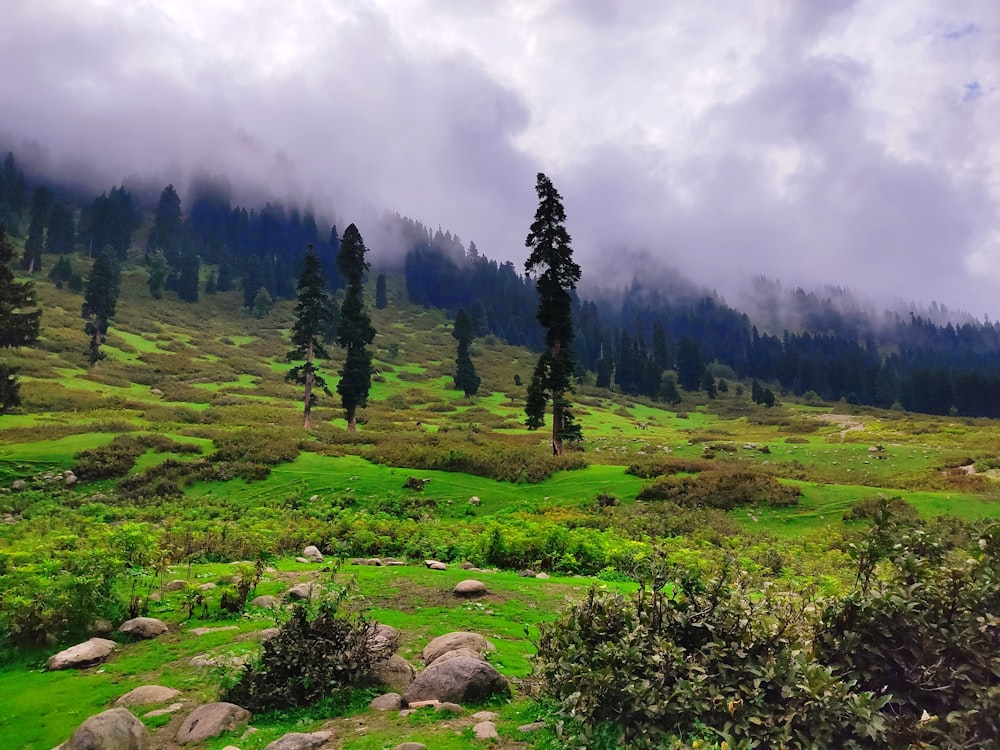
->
{"left": 252, "top": 287, "right": 273, "bottom": 319}
{"left": 21, "top": 187, "right": 51, "bottom": 273}
{"left": 375, "top": 272, "right": 388, "bottom": 309}
{"left": 148, "top": 185, "right": 183, "bottom": 264}
{"left": 204, "top": 270, "right": 217, "bottom": 295}
{"left": 177, "top": 246, "right": 200, "bottom": 302}
{"left": 0, "top": 224, "right": 42, "bottom": 410}
{"left": 48, "top": 255, "right": 75, "bottom": 289}
{"left": 523, "top": 173, "right": 582, "bottom": 454}
{"left": 676, "top": 336, "right": 706, "bottom": 391}
{"left": 452, "top": 307, "right": 481, "bottom": 397}
{"left": 216, "top": 250, "right": 234, "bottom": 291}
{"left": 147, "top": 250, "right": 168, "bottom": 299}
{"left": 82, "top": 249, "right": 120, "bottom": 367}
{"left": 336, "top": 224, "right": 375, "bottom": 431}
{"left": 286, "top": 246, "right": 333, "bottom": 429}
{"left": 660, "top": 371, "right": 682, "bottom": 405}
{"left": 45, "top": 203, "right": 76, "bottom": 255}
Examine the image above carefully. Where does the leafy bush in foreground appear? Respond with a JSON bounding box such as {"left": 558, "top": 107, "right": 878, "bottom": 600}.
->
{"left": 636, "top": 467, "right": 800, "bottom": 509}
{"left": 536, "top": 566, "right": 887, "bottom": 749}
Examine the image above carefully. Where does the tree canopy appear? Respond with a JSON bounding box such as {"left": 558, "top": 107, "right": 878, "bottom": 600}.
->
{"left": 0, "top": 224, "right": 42, "bottom": 410}
{"left": 452, "top": 307, "right": 481, "bottom": 397}
{"left": 336, "top": 224, "right": 375, "bottom": 431}
{"left": 286, "top": 245, "right": 333, "bottom": 429}
{"left": 82, "top": 249, "right": 120, "bottom": 367}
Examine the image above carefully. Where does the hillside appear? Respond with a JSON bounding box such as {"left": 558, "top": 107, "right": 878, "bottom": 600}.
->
{"left": 3, "top": 250, "right": 1000, "bottom": 748}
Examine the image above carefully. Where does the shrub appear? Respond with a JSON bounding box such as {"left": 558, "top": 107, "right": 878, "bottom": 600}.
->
{"left": 625, "top": 457, "right": 714, "bottom": 479}
{"left": 636, "top": 467, "right": 800, "bottom": 509}
{"left": 843, "top": 495, "right": 919, "bottom": 524}
{"left": 223, "top": 598, "right": 393, "bottom": 712}
{"left": 212, "top": 430, "right": 301, "bottom": 464}
{"left": 536, "top": 568, "right": 888, "bottom": 749}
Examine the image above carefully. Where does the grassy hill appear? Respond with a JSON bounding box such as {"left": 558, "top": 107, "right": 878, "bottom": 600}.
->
{"left": 3, "top": 251, "right": 1000, "bottom": 748}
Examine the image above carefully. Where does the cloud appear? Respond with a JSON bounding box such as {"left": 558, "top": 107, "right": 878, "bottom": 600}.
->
{"left": 1, "top": 0, "right": 999, "bottom": 318}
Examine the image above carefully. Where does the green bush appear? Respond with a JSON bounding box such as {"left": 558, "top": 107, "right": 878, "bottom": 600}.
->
{"left": 223, "top": 598, "right": 393, "bottom": 712}
{"left": 636, "top": 467, "right": 800, "bottom": 509}
{"left": 625, "top": 457, "right": 714, "bottom": 479}
{"left": 536, "top": 568, "right": 888, "bottom": 749}
{"left": 842, "top": 495, "right": 919, "bottom": 523}
{"left": 212, "top": 430, "right": 302, "bottom": 464}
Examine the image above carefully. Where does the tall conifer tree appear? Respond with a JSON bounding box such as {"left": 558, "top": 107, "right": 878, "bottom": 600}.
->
{"left": 523, "top": 173, "right": 582, "bottom": 455}
{"left": 0, "top": 224, "right": 41, "bottom": 410}
{"left": 452, "top": 307, "right": 481, "bottom": 397}
{"left": 82, "top": 249, "right": 120, "bottom": 367}
{"left": 286, "top": 246, "right": 333, "bottom": 429}
{"left": 336, "top": 224, "right": 375, "bottom": 431}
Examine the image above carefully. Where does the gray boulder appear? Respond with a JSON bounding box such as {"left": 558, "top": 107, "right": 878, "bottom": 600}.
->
{"left": 250, "top": 594, "right": 281, "bottom": 608}
{"left": 452, "top": 579, "right": 487, "bottom": 597}
{"left": 370, "top": 692, "right": 403, "bottom": 711}
{"left": 118, "top": 617, "right": 168, "bottom": 639}
{"left": 47, "top": 638, "right": 116, "bottom": 670}
{"left": 432, "top": 647, "right": 486, "bottom": 664}
{"left": 116, "top": 685, "right": 181, "bottom": 707}
{"left": 285, "top": 582, "right": 315, "bottom": 600}
{"left": 403, "top": 656, "right": 510, "bottom": 704}
{"left": 422, "top": 631, "right": 495, "bottom": 665}
{"left": 372, "top": 623, "right": 400, "bottom": 650}
{"left": 60, "top": 707, "right": 150, "bottom": 750}
{"left": 473, "top": 720, "right": 499, "bottom": 740}
{"left": 164, "top": 580, "right": 187, "bottom": 592}
{"left": 393, "top": 744, "right": 426, "bottom": 750}
{"left": 176, "top": 702, "right": 251, "bottom": 745}
{"left": 263, "top": 730, "right": 334, "bottom": 750}
{"left": 301, "top": 545, "right": 324, "bottom": 563}
{"left": 371, "top": 654, "right": 415, "bottom": 692}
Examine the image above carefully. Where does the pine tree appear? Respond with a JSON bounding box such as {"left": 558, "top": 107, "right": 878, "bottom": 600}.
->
{"left": 148, "top": 185, "right": 184, "bottom": 264}
{"left": 336, "top": 224, "right": 375, "bottom": 431}
{"left": 0, "top": 224, "right": 42, "bottom": 410}
{"left": 452, "top": 307, "right": 481, "bottom": 397}
{"left": 375, "top": 272, "right": 388, "bottom": 309}
{"left": 21, "top": 187, "right": 51, "bottom": 273}
{"left": 82, "top": 249, "right": 120, "bottom": 367}
{"left": 45, "top": 203, "right": 76, "bottom": 255}
{"left": 177, "top": 246, "right": 200, "bottom": 302}
{"left": 147, "top": 250, "right": 168, "bottom": 299}
{"left": 204, "top": 270, "right": 217, "bottom": 295}
{"left": 286, "top": 246, "right": 333, "bottom": 429}
{"left": 523, "top": 173, "right": 582, "bottom": 455}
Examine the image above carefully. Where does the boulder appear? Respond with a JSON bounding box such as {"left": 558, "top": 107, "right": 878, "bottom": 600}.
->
{"left": 370, "top": 692, "right": 403, "bottom": 711}
{"left": 295, "top": 557, "right": 310, "bottom": 564}
{"left": 118, "top": 617, "right": 169, "bottom": 639}
{"left": 250, "top": 594, "right": 281, "bottom": 608}
{"left": 422, "top": 631, "right": 495, "bottom": 665}
{"left": 164, "top": 580, "right": 187, "bottom": 592}
{"left": 88, "top": 618, "right": 114, "bottom": 636}
{"left": 424, "top": 560, "right": 447, "bottom": 570}
{"left": 60, "top": 707, "right": 150, "bottom": 750}
{"left": 472, "top": 710, "right": 500, "bottom": 721}
{"left": 473, "top": 720, "right": 499, "bottom": 740}
{"left": 519, "top": 721, "right": 546, "bottom": 733}
{"left": 198, "top": 582, "right": 216, "bottom": 591}
{"left": 403, "top": 656, "right": 509, "bottom": 704}
{"left": 468, "top": 496, "right": 481, "bottom": 506}
{"left": 372, "top": 623, "right": 400, "bottom": 650}
{"left": 263, "top": 730, "right": 334, "bottom": 750}
{"left": 176, "top": 702, "right": 251, "bottom": 745}
{"left": 285, "top": 582, "right": 316, "bottom": 600}
{"left": 371, "top": 654, "right": 415, "bottom": 692}
{"left": 116, "top": 685, "right": 182, "bottom": 707}
{"left": 65, "top": 474, "right": 78, "bottom": 487}
{"left": 12, "top": 479, "right": 25, "bottom": 491}
{"left": 47, "top": 638, "right": 116, "bottom": 670}
{"left": 393, "top": 744, "right": 426, "bottom": 750}
{"left": 302, "top": 545, "right": 324, "bottom": 563}
{"left": 536, "top": 572, "right": 550, "bottom": 579}
{"left": 431, "top": 647, "right": 486, "bottom": 665}
{"left": 142, "top": 703, "right": 183, "bottom": 718}
{"left": 452, "top": 579, "right": 487, "bottom": 597}
{"left": 518, "top": 568, "right": 537, "bottom": 577}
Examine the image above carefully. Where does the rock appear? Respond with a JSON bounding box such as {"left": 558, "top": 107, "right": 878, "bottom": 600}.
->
{"left": 473, "top": 720, "right": 499, "bottom": 740}
{"left": 116, "top": 685, "right": 182, "bottom": 706}
{"left": 118, "top": 617, "right": 169, "bottom": 639}
{"left": 370, "top": 692, "right": 403, "bottom": 711}
{"left": 65, "top": 474, "right": 78, "bottom": 487}
{"left": 381, "top": 558, "right": 406, "bottom": 566}
{"left": 176, "top": 702, "right": 251, "bottom": 745}
{"left": 422, "top": 631, "right": 495, "bottom": 665}
{"left": 189, "top": 626, "right": 239, "bottom": 636}
{"left": 263, "top": 730, "right": 334, "bottom": 750}
{"left": 11, "top": 479, "right": 25, "bottom": 491}
{"left": 198, "top": 582, "right": 216, "bottom": 591}
{"left": 403, "top": 656, "right": 510, "bottom": 704}
{"left": 88, "top": 618, "right": 114, "bottom": 636}
{"left": 188, "top": 653, "right": 249, "bottom": 669}
{"left": 373, "top": 623, "right": 400, "bottom": 650}
{"left": 46, "top": 638, "right": 116, "bottom": 670}
{"left": 536, "top": 572, "right": 550, "bottom": 579}
{"left": 151, "top": 388, "right": 164, "bottom": 395}
{"left": 257, "top": 627, "right": 280, "bottom": 640}
{"left": 460, "top": 561, "right": 475, "bottom": 569}
{"left": 518, "top": 568, "right": 537, "bottom": 577}
{"left": 432, "top": 648, "right": 486, "bottom": 664}
{"left": 424, "top": 560, "right": 447, "bottom": 570}
{"left": 518, "top": 721, "right": 546, "bottom": 733}
{"left": 164, "top": 580, "right": 188, "bottom": 592}
{"left": 452, "top": 579, "right": 487, "bottom": 597}
{"left": 250, "top": 595, "right": 281, "bottom": 608}
{"left": 285, "top": 582, "right": 315, "bottom": 600}
{"left": 302, "top": 545, "right": 324, "bottom": 563}
{"left": 406, "top": 700, "right": 441, "bottom": 710}
{"left": 61, "top": 707, "right": 150, "bottom": 750}
{"left": 436, "top": 702, "right": 463, "bottom": 714}
{"left": 472, "top": 710, "right": 500, "bottom": 721}
{"left": 393, "top": 744, "right": 426, "bottom": 750}
{"left": 468, "top": 496, "right": 481, "bottom": 505}
{"left": 295, "top": 557, "right": 310, "bottom": 564}
{"left": 143, "top": 703, "right": 184, "bottom": 718}
{"left": 372, "top": 654, "right": 415, "bottom": 692}
{"left": 366, "top": 557, "right": 383, "bottom": 566}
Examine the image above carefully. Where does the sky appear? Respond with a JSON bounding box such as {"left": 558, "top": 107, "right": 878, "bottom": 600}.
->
{"left": 2, "top": 0, "right": 998, "bottom": 318}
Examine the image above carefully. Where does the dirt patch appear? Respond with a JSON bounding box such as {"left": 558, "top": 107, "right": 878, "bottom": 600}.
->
{"left": 813, "top": 413, "right": 864, "bottom": 440}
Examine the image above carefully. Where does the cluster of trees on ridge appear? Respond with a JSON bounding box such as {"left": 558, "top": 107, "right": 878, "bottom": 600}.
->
{"left": 6, "top": 146, "right": 1000, "bottom": 418}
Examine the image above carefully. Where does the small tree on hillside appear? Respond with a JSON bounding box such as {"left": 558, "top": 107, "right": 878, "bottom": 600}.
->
{"left": 82, "top": 249, "right": 120, "bottom": 367}
{"left": 523, "top": 172, "right": 582, "bottom": 455}
{"left": 336, "top": 224, "right": 375, "bottom": 431}
{"left": 286, "top": 246, "right": 333, "bottom": 429}
{"left": 0, "top": 224, "right": 42, "bottom": 410}
{"left": 147, "top": 249, "right": 168, "bottom": 299}
{"left": 21, "top": 186, "right": 51, "bottom": 273}
{"left": 375, "top": 272, "right": 388, "bottom": 309}
{"left": 177, "top": 246, "right": 200, "bottom": 303}
{"left": 452, "top": 307, "right": 480, "bottom": 397}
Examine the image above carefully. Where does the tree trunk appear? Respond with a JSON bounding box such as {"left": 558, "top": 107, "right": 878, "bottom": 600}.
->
{"left": 551, "top": 338, "right": 563, "bottom": 455}
{"left": 303, "top": 342, "right": 314, "bottom": 429}
{"left": 346, "top": 405, "right": 357, "bottom": 432}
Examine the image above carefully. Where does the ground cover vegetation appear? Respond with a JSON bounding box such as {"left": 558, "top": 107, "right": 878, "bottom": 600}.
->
{"left": 1, "top": 155, "right": 1000, "bottom": 747}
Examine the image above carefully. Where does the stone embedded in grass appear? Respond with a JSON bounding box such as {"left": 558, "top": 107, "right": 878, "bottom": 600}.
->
{"left": 261, "top": 730, "right": 334, "bottom": 750}
{"left": 473, "top": 720, "right": 499, "bottom": 739}
{"left": 164, "top": 579, "right": 187, "bottom": 591}
{"left": 372, "top": 654, "right": 416, "bottom": 692}
{"left": 116, "top": 685, "right": 181, "bottom": 707}
{"left": 59, "top": 707, "right": 150, "bottom": 750}
{"left": 302, "top": 545, "right": 323, "bottom": 562}
{"left": 422, "top": 632, "right": 495, "bottom": 665}
{"left": 46, "top": 638, "right": 116, "bottom": 670}
{"left": 284, "top": 582, "right": 316, "bottom": 600}
{"left": 393, "top": 743, "right": 426, "bottom": 750}
{"left": 425, "top": 560, "right": 447, "bottom": 570}
{"left": 119, "top": 617, "right": 169, "bottom": 639}
{"left": 176, "top": 702, "right": 251, "bottom": 745}
{"left": 370, "top": 692, "right": 403, "bottom": 711}
{"left": 403, "top": 656, "right": 510, "bottom": 704}
{"left": 250, "top": 595, "right": 281, "bottom": 609}
{"left": 452, "top": 579, "right": 487, "bottom": 597}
